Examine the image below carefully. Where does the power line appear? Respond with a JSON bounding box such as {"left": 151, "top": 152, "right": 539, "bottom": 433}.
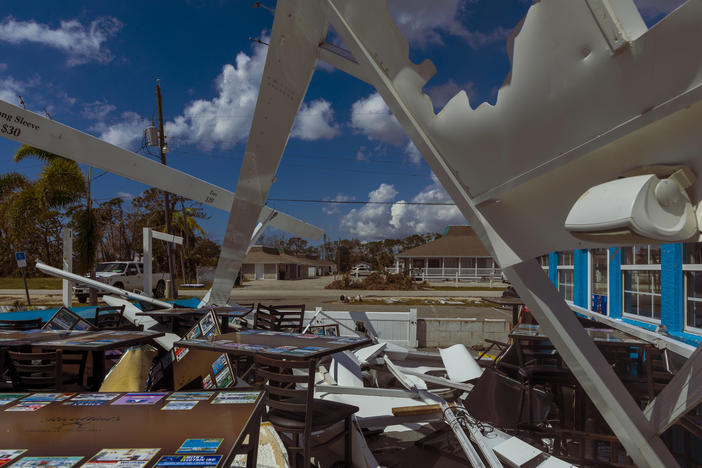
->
{"left": 268, "top": 198, "right": 455, "bottom": 206}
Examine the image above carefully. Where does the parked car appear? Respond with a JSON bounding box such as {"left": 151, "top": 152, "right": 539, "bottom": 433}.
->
{"left": 350, "top": 264, "right": 372, "bottom": 277}
{"left": 73, "top": 261, "right": 167, "bottom": 303}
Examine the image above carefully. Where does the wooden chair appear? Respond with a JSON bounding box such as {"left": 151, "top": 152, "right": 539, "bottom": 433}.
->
{"left": 8, "top": 350, "right": 69, "bottom": 391}
{"left": 255, "top": 354, "right": 358, "bottom": 467}
{"left": 270, "top": 304, "right": 305, "bottom": 333}
{"left": 254, "top": 304, "right": 283, "bottom": 331}
{"left": 94, "top": 305, "right": 126, "bottom": 329}
{"left": 0, "top": 318, "right": 42, "bottom": 330}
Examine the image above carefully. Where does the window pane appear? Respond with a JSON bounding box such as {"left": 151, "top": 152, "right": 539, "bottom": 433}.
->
{"left": 462, "top": 258, "right": 476, "bottom": 268}
{"left": 649, "top": 246, "right": 661, "bottom": 264}
{"left": 591, "top": 249, "right": 608, "bottom": 295}
{"left": 444, "top": 258, "right": 458, "bottom": 268}
{"left": 477, "top": 258, "right": 491, "bottom": 268}
{"left": 622, "top": 270, "right": 661, "bottom": 321}
{"left": 428, "top": 258, "right": 441, "bottom": 268}
{"left": 684, "top": 243, "right": 702, "bottom": 265}
{"left": 686, "top": 271, "right": 702, "bottom": 329}
{"left": 621, "top": 247, "right": 633, "bottom": 265}
{"left": 558, "top": 251, "right": 573, "bottom": 266}
{"left": 558, "top": 270, "right": 574, "bottom": 301}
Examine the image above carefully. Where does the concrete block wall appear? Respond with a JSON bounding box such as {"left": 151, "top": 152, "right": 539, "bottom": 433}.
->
{"left": 417, "top": 317, "right": 510, "bottom": 348}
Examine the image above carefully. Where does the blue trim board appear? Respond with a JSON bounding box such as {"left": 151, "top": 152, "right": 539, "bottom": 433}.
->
{"left": 548, "top": 252, "right": 558, "bottom": 286}
{"left": 608, "top": 247, "right": 622, "bottom": 319}
{"left": 661, "top": 243, "right": 683, "bottom": 333}
{"left": 574, "top": 249, "right": 589, "bottom": 308}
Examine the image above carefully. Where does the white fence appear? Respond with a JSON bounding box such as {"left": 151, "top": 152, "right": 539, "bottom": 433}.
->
{"left": 303, "top": 307, "right": 417, "bottom": 348}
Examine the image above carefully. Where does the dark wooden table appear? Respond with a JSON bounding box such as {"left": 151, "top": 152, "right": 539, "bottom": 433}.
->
{"left": 175, "top": 330, "right": 372, "bottom": 361}
{"left": 0, "top": 390, "right": 263, "bottom": 468}
{"left": 14, "top": 330, "right": 165, "bottom": 390}
{"left": 483, "top": 296, "right": 524, "bottom": 325}
{"left": 137, "top": 305, "right": 253, "bottom": 333}
{"left": 0, "top": 329, "right": 93, "bottom": 346}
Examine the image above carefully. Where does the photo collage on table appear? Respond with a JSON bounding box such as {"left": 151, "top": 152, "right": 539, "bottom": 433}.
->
{"left": 0, "top": 391, "right": 260, "bottom": 468}
{"left": 179, "top": 325, "right": 367, "bottom": 357}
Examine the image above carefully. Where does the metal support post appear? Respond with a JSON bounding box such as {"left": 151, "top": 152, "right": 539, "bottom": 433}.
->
{"left": 143, "top": 227, "right": 153, "bottom": 297}
{"left": 62, "top": 227, "right": 73, "bottom": 307}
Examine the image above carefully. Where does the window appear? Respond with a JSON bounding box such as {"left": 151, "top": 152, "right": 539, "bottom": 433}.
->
{"left": 427, "top": 258, "right": 441, "bottom": 268}
{"left": 621, "top": 246, "right": 661, "bottom": 322}
{"left": 591, "top": 249, "right": 608, "bottom": 296}
{"left": 476, "top": 258, "right": 492, "bottom": 269}
{"left": 684, "top": 243, "right": 702, "bottom": 332}
{"left": 444, "top": 258, "right": 458, "bottom": 269}
{"left": 557, "top": 251, "right": 574, "bottom": 302}
{"left": 461, "top": 258, "right": 476, "bottom": 269}
{"left": 538, "top": 255, "right": 549, "bottom": 269}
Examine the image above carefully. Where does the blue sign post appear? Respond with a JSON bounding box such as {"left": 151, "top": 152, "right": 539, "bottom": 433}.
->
{"left": 15, "top": 251, "right": 30, "bottom": 306}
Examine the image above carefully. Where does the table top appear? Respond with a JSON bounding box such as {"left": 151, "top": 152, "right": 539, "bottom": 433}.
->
{"left": 0, "top": 329, "right": 165, "bottom": 350}
{"left": 175, "top": 329, "right": 372, "bottom": 360}
{"left": 509, "top": 323, "right": 647, "bottom": 345}
{"left": 0, "top": 390, "right": 261, "bottom": 465}
{"left": 137, "top": 305, "right": 253, "bottom": 318}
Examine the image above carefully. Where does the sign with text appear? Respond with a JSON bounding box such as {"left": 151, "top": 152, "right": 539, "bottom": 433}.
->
{"left": 15, "top": 252, "right": 26, "bottom": 268}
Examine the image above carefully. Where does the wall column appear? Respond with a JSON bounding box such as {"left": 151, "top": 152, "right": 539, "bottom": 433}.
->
{"left": 574, "top": 249, "right": 589, "bottom": 308}
{"left": 548, "top": 252, "right": 558, "bottom": 287}
{"left": 608, "top": 247, "right": 622, "bottom": 319}
{"left": 661, "top": 243, "right": 683, "bottom": 333}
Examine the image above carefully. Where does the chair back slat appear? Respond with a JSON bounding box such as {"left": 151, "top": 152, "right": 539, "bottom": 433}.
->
{"left": 94, "top": 305, "right": 126, "bottom": 329}
{"left": 254, "top": 304, "right": 283, "bottom": 331}
{"left": 270, "top": 304, "right": 305, "bottom": 333}
{"left": 254, "top": 354, "right": 315, "bottom": 415}
{"left": 8, "top": 350, "right": 63, "bottom": 391}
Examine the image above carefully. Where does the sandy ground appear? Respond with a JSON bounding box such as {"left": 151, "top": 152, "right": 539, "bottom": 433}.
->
{"left": 0, "top": 276, "right": 513, "bottom": 320}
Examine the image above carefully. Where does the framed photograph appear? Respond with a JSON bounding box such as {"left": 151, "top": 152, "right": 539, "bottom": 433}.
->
{"left": 308, "top": 324, "right": 340, "bottom": 336}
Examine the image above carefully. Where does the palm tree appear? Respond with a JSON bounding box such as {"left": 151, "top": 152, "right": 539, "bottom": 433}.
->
{"left": 172, "top": 202, "right": 206, "bottom": 283}
{"left": 11, "top": 145, "right": 97, "bottom": 274}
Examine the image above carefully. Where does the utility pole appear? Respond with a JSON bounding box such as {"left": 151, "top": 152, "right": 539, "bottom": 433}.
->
{"left": 88, "top": 166, "right": 98, "bottom": 306}
{"left": 156, "top": 80, "right": 178, "bottom": 300}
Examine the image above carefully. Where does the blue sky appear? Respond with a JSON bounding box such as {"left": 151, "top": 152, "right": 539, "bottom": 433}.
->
{"left": 0, "top": 0, "right": 683, "bottom": 245}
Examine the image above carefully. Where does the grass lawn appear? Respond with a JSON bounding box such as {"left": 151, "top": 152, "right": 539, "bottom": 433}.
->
{"left": 0, "top": 277, "right": 63, "bottom": 289}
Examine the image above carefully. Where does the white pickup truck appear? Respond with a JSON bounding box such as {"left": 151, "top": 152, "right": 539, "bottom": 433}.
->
{"left": 73, "top": 261, "right": 168, "bottom": 303}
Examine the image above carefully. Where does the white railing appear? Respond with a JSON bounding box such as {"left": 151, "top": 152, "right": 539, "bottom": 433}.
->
{"left": 386, "top": 266, "right": 502, "bottom": 281}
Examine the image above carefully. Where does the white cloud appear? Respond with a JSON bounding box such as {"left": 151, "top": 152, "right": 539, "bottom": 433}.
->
{"left": 350, "top": 93, "right": 425, "bottom": 165}
{"left": 340, "top": 175, "right": 463, "bottom": 240}
{"left": 116, "top": 191, "right": 134, "bottom": 200}
{"left": 291, "top": 99, "right": 340, "bottom": 141}
{"left": 425, "top": 79, "right": 477, "bottom": 109}
{"left": 0, "top": 16, "right": 122, "bottom": 66}
{"left": 0, "top": 75, "right": 25, "bottom": 103}
{"left": 404, "top": 142, "right": 422, "bottom": 165}
{"left": 323, "top": 193, "right": 355, "bottom": 215}
{"left": 82, "top": 101, "right": 116, "bottom": 120}
{"left": 387, "top": 0, "right": 509, "bottom": 50}
{"left": 165, "top": 43, "right": 267, "bottom": 150}
{"left": 91, "top": 111, "right": 146, "bottom": 150}
{"left": 633, "top": 0, "right": 684, "bottom": 19}
{"left": 350, "top": 92, "right": 405, "bottom": 146}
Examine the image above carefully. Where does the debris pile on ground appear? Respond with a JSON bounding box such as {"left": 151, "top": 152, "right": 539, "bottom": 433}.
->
{"left": 326, "top": 272, "right": 427, "bottom": 290}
